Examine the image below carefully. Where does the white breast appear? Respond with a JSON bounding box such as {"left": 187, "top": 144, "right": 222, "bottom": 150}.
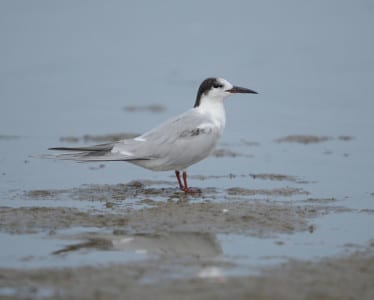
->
{"left": 195, "top": 97, "right": 226, "bottom": 131}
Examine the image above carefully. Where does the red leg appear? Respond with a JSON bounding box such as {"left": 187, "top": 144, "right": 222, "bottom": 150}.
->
{"left": 182, "top": 171, "right": 201, "bottom": 193}
{"left": 182, "top": 171, "right": 188, "bottom": 192}
{"left": 175, "top": 170, "right": 184, "bottom": 191}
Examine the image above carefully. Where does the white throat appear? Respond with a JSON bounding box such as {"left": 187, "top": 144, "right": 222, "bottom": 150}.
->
{"left": 195, "top": 95, "right": 226, "bottom": 129}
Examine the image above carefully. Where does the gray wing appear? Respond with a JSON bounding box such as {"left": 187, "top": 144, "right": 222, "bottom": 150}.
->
{"left": 48, "top": 109, "right": 220, "bottom": 163}
{"left": 111, "top": 109, "right": 221, "bottom": 164}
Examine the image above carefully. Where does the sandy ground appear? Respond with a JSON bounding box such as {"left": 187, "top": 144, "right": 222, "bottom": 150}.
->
{"left": 0, "top": 244, "right": 372, "bottom": 300}
{"left": 1, "top": 179, "right": 373, "bottom": 299}
{"left": 2, "top": 180, "right": 339, "bottom": 236}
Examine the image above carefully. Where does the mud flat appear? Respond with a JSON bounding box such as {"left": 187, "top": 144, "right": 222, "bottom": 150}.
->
{"left": 123, "top": 103, "right": 166, "bottom": 113}
{"left": 2, "top": 181, "right": 327, "bottom": 236}
{"left": 1, "top": 180, "right": 371, "bottom": 299}
{"left": 0, "top": 245, "right": 372, "bottom": 300}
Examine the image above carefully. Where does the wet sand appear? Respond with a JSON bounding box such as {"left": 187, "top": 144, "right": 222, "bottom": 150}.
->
{"left": 1, "top": 179, "right": 373, "bottom": 299}
{"left": 0, "top": 242, "right": 372, "bottom": 300}
{"left": 275, "top": 135, "right": 354, "bottom": 144}
{"left": 3, "top": 181, "right": 326, "bottom": 235}
{"left": 6, "top": 252, "right": 374, "bottom": 300}
{"left": 123, "top": 103, "right": 166, "bottom": 113}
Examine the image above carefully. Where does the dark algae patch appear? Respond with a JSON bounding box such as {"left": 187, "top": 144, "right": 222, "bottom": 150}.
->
{"left": 275, "top": 135, "right": 355, "bottom": 144}
{"left": 123, "top": 104, "right": 166, "bottom": 113}
{"left": 275, "top": 135, "right": 332, "bottom": 144}
{"left": 226, "top": 187, "right": 310, "bottom": 197}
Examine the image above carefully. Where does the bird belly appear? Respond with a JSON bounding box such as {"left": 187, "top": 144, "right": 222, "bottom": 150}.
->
{"left": 128, "top": 137, "right": 219, "bottom": 171}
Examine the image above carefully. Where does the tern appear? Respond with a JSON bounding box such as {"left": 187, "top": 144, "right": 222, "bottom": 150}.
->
{"left": 49, "top": 77, "right": 257, "bottom": 193}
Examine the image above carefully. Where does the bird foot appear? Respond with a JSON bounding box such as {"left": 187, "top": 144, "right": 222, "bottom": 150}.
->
{"left": 182, "top": 187, "right": 201, "bottom": 194}
{"left": 175, "top": 170, "right": 201, "bottom": 194}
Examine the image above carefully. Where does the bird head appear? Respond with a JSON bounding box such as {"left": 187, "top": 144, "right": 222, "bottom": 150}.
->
{"left": 194, "top": 77, "right": 257, "bottom": 108}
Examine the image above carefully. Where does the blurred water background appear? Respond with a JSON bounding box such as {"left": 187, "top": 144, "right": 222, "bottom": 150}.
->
{"left": 0, "top": 0, "right": 373, "bottom": 271}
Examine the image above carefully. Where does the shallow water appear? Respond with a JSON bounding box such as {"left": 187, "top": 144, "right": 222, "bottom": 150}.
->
{"left": 0, "top": 1, "right": 374, "bottom": 298}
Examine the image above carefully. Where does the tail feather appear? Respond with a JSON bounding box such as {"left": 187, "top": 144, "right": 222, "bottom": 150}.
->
{"left": 46, "top": 142, "right": 151, "bottom": 162}
{"left": 52, "top": 152, "right": 150, "bottom": 161}
{"left": 48, "top": 143, "right": 114, "bottom": 152}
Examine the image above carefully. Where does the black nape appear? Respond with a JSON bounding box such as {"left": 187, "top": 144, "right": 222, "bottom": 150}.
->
{"left": 193, "top": 77, "right": 221, "bottom": 108}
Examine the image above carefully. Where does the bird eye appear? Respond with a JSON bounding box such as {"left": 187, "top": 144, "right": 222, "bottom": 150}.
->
{"left": 213, "top": 83, "right": 223, "bottom": 88}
